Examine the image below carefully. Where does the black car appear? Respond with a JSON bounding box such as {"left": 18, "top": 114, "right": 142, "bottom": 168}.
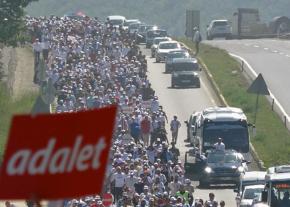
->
{"left": 171, "top": 58, "right": 200, "bottom": 88}
{"left": 165, "top": 50, "right": 190, "bottom": 73}
{"left": 146, "top": 29, "right": 167, "bottom": 48}
{"left": 199, "top": 149, "right": 250, "bottom": 188}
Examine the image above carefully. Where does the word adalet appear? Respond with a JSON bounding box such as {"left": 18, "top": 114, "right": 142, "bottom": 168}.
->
{"left": 7, "top": 136, "right": 106, "bottom": 176}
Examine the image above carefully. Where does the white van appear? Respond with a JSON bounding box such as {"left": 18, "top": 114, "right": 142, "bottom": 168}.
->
{"left": 107, "top": 15, "right": 126, "bottom": 28}
{"left": 235, "top": 171, "right": 266, "bottom": 206}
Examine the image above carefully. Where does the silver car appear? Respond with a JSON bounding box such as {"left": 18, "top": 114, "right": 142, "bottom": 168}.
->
{"left": 206, "top": 19, "right": 232, "bottom": 40}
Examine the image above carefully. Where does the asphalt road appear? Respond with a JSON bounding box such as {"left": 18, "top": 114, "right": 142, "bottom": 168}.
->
{"left": 142, "top": 45, "right": 240, "bottom": 206}
{"left": 204, "top": 38, "right": 290, "bottom": 117}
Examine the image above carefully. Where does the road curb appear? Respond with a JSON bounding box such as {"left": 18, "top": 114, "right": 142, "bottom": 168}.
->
{"left": 199, "top": 58, "right": 266, "bottom": 171}
{"left": 198, "top": 58, "right": 227, "bottom": 107}
{"left": 181, "top": 42, "right": 266, "bottom": 170}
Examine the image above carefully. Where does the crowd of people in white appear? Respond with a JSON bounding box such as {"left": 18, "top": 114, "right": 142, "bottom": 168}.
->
{"left": 11, "top": 15, "right": 227, "bottom": 207}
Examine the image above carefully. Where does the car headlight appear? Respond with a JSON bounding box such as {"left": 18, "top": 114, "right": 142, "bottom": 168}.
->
{"left": 205, "top": 167, "right": 212, "bottom": 173}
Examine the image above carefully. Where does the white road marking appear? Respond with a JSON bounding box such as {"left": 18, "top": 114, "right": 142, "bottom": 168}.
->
{"left": 286, "top": 54, "right": 290, "bottom": 58}
{"left": 244, "top": 44, "right": 250, "bottom": 46}
{"left": 200, "top": 78, "right": 216, "bottom": 105}
{"left": 253, "top": 45, "right": 260, "bottom": 48}
{"left": 279, "top": 52, "right": 284, "bottom": 55}
{"left": 272, "top": 50, "right": 278, "bottom": 53}
{"left": 264, "top": 47, "right": 269, "bottom": 50}
{"left": 229, "top": 53, "right": 290, "bottom": 122}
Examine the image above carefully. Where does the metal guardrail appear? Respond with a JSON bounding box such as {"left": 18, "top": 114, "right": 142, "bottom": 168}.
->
{"left": 231, "top": 54, "right": 290, "bottom": 130}
{"left": 179, "top": 41, "right": 266, "bottom": 170}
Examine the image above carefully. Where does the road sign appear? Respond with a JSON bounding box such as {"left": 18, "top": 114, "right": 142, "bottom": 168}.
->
{"left": 185, "top": 10, "right": 200, "bottom": 38}
{"left": 40, "top": 78, "right": 56, "bottom": 104}
{"left": 0, "top": 106, "right": 117, "bottom": 200}
{"left": 103, "top": 193, "right": 114, "bottom": 207}
{"left": 247, "top": 73, "right": 270, "bottom": 95}
{"left": 247, "top": 73, "right": 270, "bottom": 124}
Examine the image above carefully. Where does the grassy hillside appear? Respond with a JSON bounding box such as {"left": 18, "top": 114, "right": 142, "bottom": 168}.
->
{"left": 26, "top": 0, "right": 290, "bottom": 35}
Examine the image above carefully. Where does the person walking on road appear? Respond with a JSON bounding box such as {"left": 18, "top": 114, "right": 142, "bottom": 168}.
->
{"left": 169, "top": 141, "right": 180, "bottom": 164}
{"left": 170, "top": 115, "right": 181, "bottom": 144}
{"left": 140, "top": 114, "right": 151, "bottom": 147}
{"left": 193, "top": 27, "right": 202, "bottom": 56}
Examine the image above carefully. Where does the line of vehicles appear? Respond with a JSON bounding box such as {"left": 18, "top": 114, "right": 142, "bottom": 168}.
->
{"left": 183, "top": 107, "right": 290, "bottom": 207}
{"left": 107, "top": 14, "right": 290, "bottom": 207}
{"left": 107, "top": 15, "right": 201, "bottom": 88}
{"left": 206, "top": 8, "right": 290, "bottom": 40}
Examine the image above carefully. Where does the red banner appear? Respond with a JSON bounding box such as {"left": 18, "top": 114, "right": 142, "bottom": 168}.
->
{"left": 0, "top": 106, "right": 117, "bottom": 200}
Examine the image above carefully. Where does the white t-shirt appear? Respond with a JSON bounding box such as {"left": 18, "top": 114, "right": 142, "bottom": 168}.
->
{"left": 170, "top": 120, "right": 181, "bottom": 132}
{"left": 214, "top": 142, "right": 225, "bottom": 151}
{"left": 111, "top": 172, "right": 126, "bottom": 188}
{"left": 125, "top": 176, "right": 138, "bottom": 190}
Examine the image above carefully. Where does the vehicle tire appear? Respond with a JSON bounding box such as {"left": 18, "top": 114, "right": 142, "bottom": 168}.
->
{"left": 241, "top": 145, "right": 249, "bottom": 153}
{"left": 156, "top": 57, "right": 160, "bottom": 63}
{"left": 196, "top": 80, "right": 201, "bottom": 88}
{"left": 199, "top": 179, "right": 209, "bottom": 188}
{"left": 225, "top": 35, "right": 232, "bottom": 40}
{"left": 171, "top": 81, "right": 175, "bottom": 88}
{"left": 146, "top": 44, "right": 150, "bottom": 49}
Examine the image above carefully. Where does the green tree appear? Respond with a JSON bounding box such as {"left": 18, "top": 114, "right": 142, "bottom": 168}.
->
{"left": 0, "top": 0, "right": 38, "bottom": 46}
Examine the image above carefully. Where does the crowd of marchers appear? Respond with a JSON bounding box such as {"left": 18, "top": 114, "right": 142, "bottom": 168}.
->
{"left": 5, "top": 15, "right": 226, "bottom": 207}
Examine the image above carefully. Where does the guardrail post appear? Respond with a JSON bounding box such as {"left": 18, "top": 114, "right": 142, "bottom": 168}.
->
{"left": 284, "top": 115, "right": 287, "bottom": 128}
{"left": 271, "top": 98, "right": 275, "bottom": 111}
{"left": 241, "top": 60, "right": 244, "bottom": 72}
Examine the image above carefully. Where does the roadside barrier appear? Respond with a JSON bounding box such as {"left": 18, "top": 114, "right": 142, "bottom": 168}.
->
{"left": 181, "top": 41, "right": 266, "bottom": 170}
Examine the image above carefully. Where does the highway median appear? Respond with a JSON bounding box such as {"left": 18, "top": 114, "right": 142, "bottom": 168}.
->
{"left": 180, "top": 38, "right": 290, "bottom": 168}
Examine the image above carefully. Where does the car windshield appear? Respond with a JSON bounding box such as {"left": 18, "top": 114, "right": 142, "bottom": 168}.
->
{"left": 207, "top": 153, "right": 238, "bottom": 163}
{"left": 203, "top": 124, "right": 248, "bottom": 147}
{"left": 243, "top": 188, "right": 263, "bottom": 199}
{"left": 168, "top": 53, "right": 186, "bottom": 59}
{"left": 213, "top": 21, "right": 228, "bottom": 26}
{"left": 173, "top": 62, "right": 198, "bottom": 71}
{"left": 148, "top": 30, "right": 167, "bottom": 38}
{"left": 271, "top": 181, "right": 290, "bottom": 207}
{"left": 159, "top": 43, "right": 178, "bottom": 49}
{"left": 129, "top": 24, "right": 140, "bottom": 29}
{"left": 124, "top": 21, "right": 137, "bottom": 26}
{"left": 110, "top": 19, "right": 123, "bottom": 25}
{"left": 153, "top": 38, "right": 169, "bottom": 44}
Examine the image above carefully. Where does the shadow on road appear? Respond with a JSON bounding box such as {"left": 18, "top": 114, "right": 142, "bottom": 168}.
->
{"left": 167, "top": 86, "right": 200, "bottom": 89}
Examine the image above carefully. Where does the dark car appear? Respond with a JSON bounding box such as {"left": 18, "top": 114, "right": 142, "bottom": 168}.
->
{"left": 171, "top": 58, "right": 200, "bottom": 88}
{"left": 165, "top": 50, "right": 190, "bottom": 73}
{"left": 137, "top": 25, "right": 158, "bottom": 43}
{"left": 146, "top": 29, "right": 167, "bottom": 48}
{"left": 199, "top": 149, "right": 250, "bottom": 188}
